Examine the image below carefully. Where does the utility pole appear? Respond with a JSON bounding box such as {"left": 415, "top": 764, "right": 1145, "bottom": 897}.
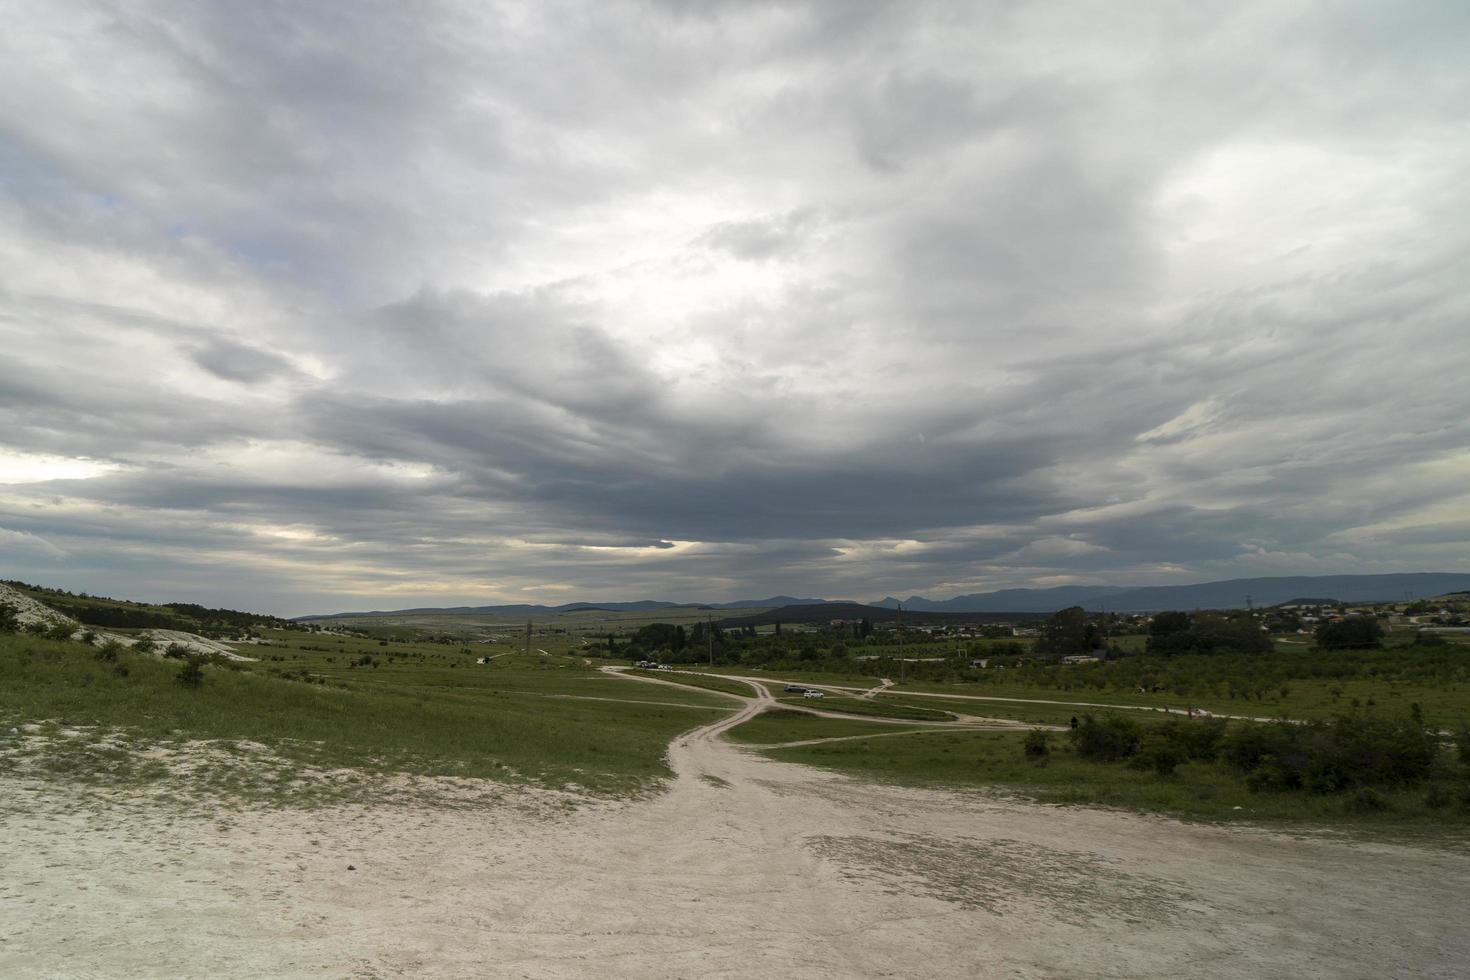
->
{"left": 524, "top": 619, "right": 531, "bottom": 658}
{"left": 1246, "top": 594, "right": 1253, "bottom": 613}
{"left": 707, "top": 615, "right": 714, "bottom": 668}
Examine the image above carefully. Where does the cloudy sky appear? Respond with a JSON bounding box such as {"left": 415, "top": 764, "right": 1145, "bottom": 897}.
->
{"left": 2, "top": 1, "right": 1468, "bottom": 616}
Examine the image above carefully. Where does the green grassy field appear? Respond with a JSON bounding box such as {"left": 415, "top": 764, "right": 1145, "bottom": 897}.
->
{"left": 669, "top": 664, "right": 887, "bottom": 685}
{"left": 770, "top": 690, "right": 956, "bottom": 721}
{"left": 0, "top": 630, "right": 730, "bottom": 804}
{"left": 626, "top": 669, "right": 756, "bottom": 698}
{"left": 868, "top": 692, "right": 1097, "bottom": 726}
{"left": 885, "top": 674, "right": 1470, "bottom": 725}
{"left": 761, "top": 723, "right": 1470, "bottom": 834}
{"left": 722, "top": 709, "right": 930, "bottom": 745}
{"left": 7, "top": 607, "right": 1469, "bottom": 833}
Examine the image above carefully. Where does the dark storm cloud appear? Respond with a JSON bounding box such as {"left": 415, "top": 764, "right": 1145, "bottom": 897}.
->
{"left": 2, "top": 0, "right": 1469, "bottom": 614}
{"left": 190, "top": 338, "right": 300, "bottom": 384}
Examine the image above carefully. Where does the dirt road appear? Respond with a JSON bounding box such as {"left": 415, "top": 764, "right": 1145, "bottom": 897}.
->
{"left": 3, "top": 687, "right": 1467, "bottom": 978}
{"left": 671, "top": 668, "right": 1287, "bottom": 724}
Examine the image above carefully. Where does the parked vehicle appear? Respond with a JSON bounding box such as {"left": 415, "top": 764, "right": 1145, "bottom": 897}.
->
{"left": 802, "top": 690, "right": 825, "bottom": 700}
{"left": 784, "top": 684, "right": 807, "bottom": 693}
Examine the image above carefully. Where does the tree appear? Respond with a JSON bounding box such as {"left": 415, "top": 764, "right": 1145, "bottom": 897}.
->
{"left": 1149, "top": 611, "right": 1191, "bottom": 639}
{"left": 1036, "top": 606, "right": 1095, "bottom": 657}
{"left": 1147, "top": 611, "right": 1271, "bottom": 655}
{"left": 1315, "top": 617, "right": 1384, "bottom": 650}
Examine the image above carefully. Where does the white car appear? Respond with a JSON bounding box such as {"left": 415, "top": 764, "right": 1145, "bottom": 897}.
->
{"left": 802, "top": 689, "right": 825, "bottom": 700}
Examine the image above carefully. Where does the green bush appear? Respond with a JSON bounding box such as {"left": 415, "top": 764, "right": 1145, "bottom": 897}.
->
{"left": 1345, "top": 787, "right": 1389, "bottom": 812}
{"left": 1222, "top": 714, "right": 1438, "bottom": 794}
{"left": 177, "top": 655, "right": 206, "bottom": 689}
{"left": 1156, "top": 716, "right": 1228, "bottom": 761}
{"left": 1069, "top": 713, "right": 1142, "bottom": 762}
{"left": 1423, "top": 783, "right": 1452, "bottom": 809}
{"left": 1221, "top": 722, "right": 1295, "bottom": 773}
{"left": 1130, "top": 732, "right": 1189, "bottom": 776}
{"left": 1022, "top": 728, "right": 1051, "bottom": 762}
{"left": 1315, "top": 618, "right": 1383, "bottom": 650}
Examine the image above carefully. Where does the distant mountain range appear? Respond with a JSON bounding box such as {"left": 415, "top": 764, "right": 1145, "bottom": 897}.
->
{"left": 715, "top": 603, "right": 1042, "bottom": 628}
{"left": 298, "top": 573, "right": 1470, "bottom": 620}
{"left": 871, "top": 573, "right": 1470, "bottom": 613}
{"left": 300, "top": 596, "right": 842, "bottom": 620}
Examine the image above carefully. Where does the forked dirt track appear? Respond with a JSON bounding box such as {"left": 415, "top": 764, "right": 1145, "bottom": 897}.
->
{"left": 3, "top": 672, "right": 1468, "bottom": 979}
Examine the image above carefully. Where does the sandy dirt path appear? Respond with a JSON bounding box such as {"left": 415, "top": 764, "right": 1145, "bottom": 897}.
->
{"left": 3, "top": 680, "right": 1468, "bottom": 978}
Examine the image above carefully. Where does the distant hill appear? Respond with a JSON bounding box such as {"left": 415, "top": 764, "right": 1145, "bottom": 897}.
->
{"left": 711, "top": 596, "right": 845, "bottom": 609}
{"left": 716, "top": 602, "right": 1045, "bottom": 628}
{"left": 873, "top": 585, "right": 1121, "bottom": 613}
{"left": 301, "top": 600, "right": 681, "bottom": 620}
{"left": 877, "top": 573, "right": 1470, "bottom": 614}
{"left": 298, "top": 596, "right": 844, "bottom": 620}
{"left": 295, "top": 573, "right": 1470, "bottom": 621}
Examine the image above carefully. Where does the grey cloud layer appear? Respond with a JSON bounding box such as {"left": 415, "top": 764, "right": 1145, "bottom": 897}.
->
{"left": 2, "top": 1, "right": 1468, "bottom": 615}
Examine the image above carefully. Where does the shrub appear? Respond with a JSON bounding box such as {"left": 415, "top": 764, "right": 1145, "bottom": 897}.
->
{"left": 1130, "top": 732, "right": 1189, "bottom": 776}
{"left": 1423, "top": 784, "right": 1452, "bottom": 809}
{"left": 1344, "top": 787, "right": 1389, "bottom": 812}
{"left": 1069, "top": 714, "right": 1142, "bottom": 762}
{"left": 1221, "top": 722, "right": 1298, "bottom": 773}
{"left": 1223, "top": 714, "right": 1438, "bottom": 794}
{"left": 1157, "top": 716, "right": 1228, "bottom": 762}
{"left": 1315, "top": 618, "right": 1383, "bottom": 651}
{"left": 177, "top": 654, "right": 206, "bottom": 689}
{"left": 1022, "top": 729, "right": 1051, "bottom": 763}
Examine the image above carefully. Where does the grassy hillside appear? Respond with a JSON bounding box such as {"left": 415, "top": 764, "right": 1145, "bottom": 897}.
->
{"left": 0, "top": 627, "right": 730, "bottom": 805}
{"left": 3, "top": 580, "right": 293, "bottom": 637}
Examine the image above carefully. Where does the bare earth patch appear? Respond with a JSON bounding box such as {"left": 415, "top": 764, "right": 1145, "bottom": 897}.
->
{"left": 3, "top": 696, "right": 1468, "bottom": 978}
